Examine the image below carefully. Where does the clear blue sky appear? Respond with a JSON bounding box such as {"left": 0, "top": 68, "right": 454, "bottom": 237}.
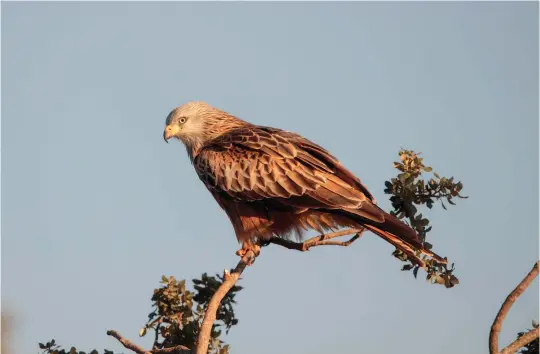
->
{"left": 2, "top": 2, "right": 538, "bottom": 354}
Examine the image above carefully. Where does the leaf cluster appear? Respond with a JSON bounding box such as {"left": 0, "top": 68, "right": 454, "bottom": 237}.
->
{"left": 384, "top": 149, "right": 467, "bottom": 288}
{"left": 141, "top": 274, "right": 242, "bottom": 354}
{"left": 38, "top": 339, "right": 114, "bottom": 354}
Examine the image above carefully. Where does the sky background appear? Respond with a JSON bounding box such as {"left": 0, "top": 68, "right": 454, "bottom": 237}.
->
{"left": 2, "top": 2, "right": 538, "bottom": 354}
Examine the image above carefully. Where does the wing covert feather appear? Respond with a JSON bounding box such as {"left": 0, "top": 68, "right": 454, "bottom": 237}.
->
{"left": 193, "top": 126, "right": 381, "bottom": 220}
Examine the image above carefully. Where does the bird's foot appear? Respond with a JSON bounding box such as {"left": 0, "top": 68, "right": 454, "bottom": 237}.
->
{"left": 235, "top": 242, "right": 261, "bottom": 266}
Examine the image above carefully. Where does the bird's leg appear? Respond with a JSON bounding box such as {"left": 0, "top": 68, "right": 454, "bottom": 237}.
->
{"left": 235, "top": 240, "right": 261, "bottom": 266}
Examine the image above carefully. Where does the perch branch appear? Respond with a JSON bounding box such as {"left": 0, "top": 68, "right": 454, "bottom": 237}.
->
{"left": 268, "top": 228, "right": 364, "bottom": 251}
{"left": 106, "top": 329, "right": 191, "bottom": 354}
{"left": 489, "top": 261, "right": 539, "bottom": 354}
{"left": 195, "top": 250, "right": 255, "bottom": 354}
{"left": 501, "top": 327, "right": 540, "bottom": 354}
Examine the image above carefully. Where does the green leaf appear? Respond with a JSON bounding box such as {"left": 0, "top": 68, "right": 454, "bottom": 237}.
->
{"left": 404, "top": 175, "right": 415, "bottom": 186}
{"left": 39, "top": 343, "right": 46, "bottom": 349}
{"left": 139, "top": 327, "right": 147, "bottom": 337}
{"left": 434, "top": 275, "right": 445, "bottom": 285}
{"left": 448, "top": 275, "right": 460, "bottom": 287}
{"left": 161, "top": 275, "right": 168, "bottom": 283}
{"left": 423, "top": 166, "right": 432, "bottom": 172}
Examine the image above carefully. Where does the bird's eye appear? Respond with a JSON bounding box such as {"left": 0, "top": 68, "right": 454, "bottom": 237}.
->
{"left": 179, "top": 117, "right": 187, "bottom": 124}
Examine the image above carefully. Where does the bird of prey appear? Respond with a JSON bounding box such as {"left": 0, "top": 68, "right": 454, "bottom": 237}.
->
{"left": 163, "top": 101, "right": 446, "bottom": 266}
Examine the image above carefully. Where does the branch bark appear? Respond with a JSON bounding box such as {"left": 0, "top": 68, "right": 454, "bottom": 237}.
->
{"left": 268, "top": 228, "right": 364, "bottom": 251}
{"left": 195, "top": 250, "right": 254, "bottom": 354}
{"left": 489, "top": 261, "right": 539, "bottom": 354}
{"left": 501, "top": 327, "right": 540, "bottom": 354}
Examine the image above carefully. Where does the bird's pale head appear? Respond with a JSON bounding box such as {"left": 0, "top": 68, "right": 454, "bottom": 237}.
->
{"left": 163, "top": 101, "right": 246, "bottom": 157}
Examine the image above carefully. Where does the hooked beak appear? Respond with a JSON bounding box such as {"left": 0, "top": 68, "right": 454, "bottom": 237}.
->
{"left": 163, "top": 129, "right": 170, "bottom": 143}
{"left": 163, "top": 124, "right": 180, "bottom": 143}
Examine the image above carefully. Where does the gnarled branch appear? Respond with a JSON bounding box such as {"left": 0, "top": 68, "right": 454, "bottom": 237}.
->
{"left": 268, "top": 228, "right": 364, "bottom": 252}
{"left": 107, "top": 326, "right": 191, "bottom": 354}
{"left": 195, "top": 250, "right": 255, "bottom": 354}
{"left": 489, "top": 261, "right": 539, "bottom": 354}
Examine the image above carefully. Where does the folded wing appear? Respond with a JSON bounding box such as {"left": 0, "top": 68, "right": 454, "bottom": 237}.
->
{"left": 194, "top": 126, "right": 386, "bottom": 225}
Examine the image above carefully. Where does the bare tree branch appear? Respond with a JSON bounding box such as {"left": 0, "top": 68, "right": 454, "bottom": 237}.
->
{"left": 489, "top": 261, "right": 539, "bottom": 354}
{"left": 195, "top": 250, "right": 255, "bottom": 354}
{"left": 106, "top": 330, "right": 150, "bottom": 354}
{"left": 106, "top": 329, "right": 191, "bottom": 354}
{"left": 501, "top": 327, "right": 540, "bottom": 354}
{"left": 268, "top": 228, "right": 364, "bottom": 251}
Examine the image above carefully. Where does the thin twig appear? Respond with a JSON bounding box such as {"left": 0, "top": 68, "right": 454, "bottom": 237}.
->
{"left": 151, "top": 317, "right": 164, "bottom": 350}
{"left": 106, "top": 329, "right": 191, "bottom": 354}
{"left": 195, "top": 250, "right": 254, "bottom": 354}
{"left": 489, "top": 261, "right": 539, "bottom": 354}
{"left": 316, "top": 234, "right": 361, "bottom": 247}
{"left": 106, "top": 330, "right": 150, "bottom": 354}
{"left": 269, "top": 228, "right": 364, "bottom": 251}
{"left": 501, "top": 327, "right": 540, "bottom": 354}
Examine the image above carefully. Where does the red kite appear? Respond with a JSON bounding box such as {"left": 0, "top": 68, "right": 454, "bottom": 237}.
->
{"left": 163, "top": 101, "right": 445, "bottom": 266}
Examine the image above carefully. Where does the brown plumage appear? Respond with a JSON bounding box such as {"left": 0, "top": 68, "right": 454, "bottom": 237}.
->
{"left": 163, "top": 101, "right": 445, "bottom": 266}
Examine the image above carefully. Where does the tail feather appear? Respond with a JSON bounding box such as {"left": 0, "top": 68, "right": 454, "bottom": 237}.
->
{"left": 363, "top": 225, "right": 427, "bottom": 267}
{"left": 345, "top": 206, "right": 448, "bottom": 266}
{"left": 374, "top": 210, "right": 448, "bottom": 264}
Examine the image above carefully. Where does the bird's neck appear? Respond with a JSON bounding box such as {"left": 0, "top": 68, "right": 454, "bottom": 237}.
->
{"left": 181, "top": 136, "right": 204, "bottom": 161}
{"left": 184, "top": 114, "right": 250, "bottom": 160}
